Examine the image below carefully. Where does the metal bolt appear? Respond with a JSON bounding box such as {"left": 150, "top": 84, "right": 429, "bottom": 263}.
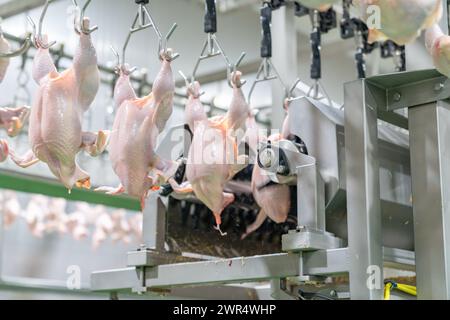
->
{"left": 392, "top": 92, "right": 402, "bottom": 102}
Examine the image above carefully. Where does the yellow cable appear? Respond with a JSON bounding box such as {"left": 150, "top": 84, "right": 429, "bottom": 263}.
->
{"left": 397, "top": 284, "right": 417, "bottom": 296}
{"left": 384, "top": 282, "right": 417, "bottom": 299}
{"left": 384, "top": 282, "right": 393, "bottom": 300}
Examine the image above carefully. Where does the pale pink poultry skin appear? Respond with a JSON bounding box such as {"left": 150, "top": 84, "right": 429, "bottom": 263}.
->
{"left": 356, "top": 0, "right": 442, "bottom": 45}
{"left": 425, "top": 24, "right": 450, "bottom": 77}
{"left": 0, "top": 33, "right": 10, "bottom": 83}
{"left": 171, "top": 72, "right": 249, "bottom": 235}
{"left": 298, "top": 0, "right": 338, "bottom": 11}
{"left": 10, "top": 19, "right": 108, "bottom": 190}
{"left": 0, "top": 139, "right": 8, "bottom": 162}
{"left": 96, "top": 51, "right": 178, "bottom": 208}
{"left": 0, "top": 106, "right": 31, "bottom": 137}
{"left": 241, "top": 113, "right": 291, "bottom": 239}
{"left": 185, "top": 81, "right": 207, "bottom": 133}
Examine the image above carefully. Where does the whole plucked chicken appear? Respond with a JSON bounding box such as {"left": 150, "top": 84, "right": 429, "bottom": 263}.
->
{"left": 170, "top": 72, "right": 250, "bottom": 235}
{"left": 355, "top": 0, "right": 442, "bottom": 45}
{"left": 298, "top": 0, "right": 338, "bottom": 11}
{"left": 95, "top": 50, "right": 178, "bottom": 208}
{"left": 240, "top": 110, "right": 291, "bottom": 239}
{"left": 425, "top": 24, "right": 450, "bottom": 77}
{"left": 0, "top": 106, "right": 31, "bottom": 137}
{"left": 10, "top": 19, "right": 108, "bottom": 190}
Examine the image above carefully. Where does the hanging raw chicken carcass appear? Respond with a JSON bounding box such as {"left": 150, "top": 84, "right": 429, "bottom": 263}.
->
{"left": 0, "top": 30, "right": 32, "bottom": 138}
{"left": 355, "top": 0, "right": 442, "bottom": 45}
{"left": 10, "top": 9, "right": 108, "bottom": 190}
{"left": 95, "top": 1, "right": 180, "bottom": 208}
{"left": 66, "top": 211, "right": 90, "bottom": 241}
{"left": 1, "top": 192, "right": 22, "bottom": 228}
{"left": 425, "top": 24, "right": 450, "bottom": 77}
{"left": 95, "top": 50, "right": 179, "bottom": 209}
{"left": 92, "top": 212, "right": 113, "bottom": 248}
{"left": 240, "top": 111, "right": 291, "bottom": 239}
{"left": 170, "top": 72, "right": 250, "bottom": 236}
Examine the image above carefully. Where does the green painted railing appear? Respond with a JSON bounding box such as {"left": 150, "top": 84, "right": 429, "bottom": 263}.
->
{"left": 0, "top": 170, "right": 141, "bottom": 211}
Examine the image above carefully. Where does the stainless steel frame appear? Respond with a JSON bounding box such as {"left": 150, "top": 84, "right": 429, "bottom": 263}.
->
{"left": 346, "top": 69, "right": 450, "bottom": 299}
{"left": 93, "top": 69, "right": 450, "bottom": 300}
{"left": 409, "top": 101, "right": 450, "bottom": 299}
{"left": 344, "top": 79, "right": 384, "bottom": 300}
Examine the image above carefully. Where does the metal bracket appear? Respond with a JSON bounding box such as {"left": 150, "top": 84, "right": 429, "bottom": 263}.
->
{"left": 257, "top": 139, "right": 343, "bottom": 253}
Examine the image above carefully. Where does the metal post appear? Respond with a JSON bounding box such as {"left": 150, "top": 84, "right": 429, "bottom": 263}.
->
{"left": 409, "top": 100, "right": 450, "bottom": 299}
{"left": 271, "top": 3, "right": 298, "bottom": 130}
{"left": 296, "top": 163, "right": 325, "bottom": 231}
{"left": 344, "top": 80, "right": 383, "bottom": 300}
{"left": 142, "top": 193, "right": 166, "bottom": 251}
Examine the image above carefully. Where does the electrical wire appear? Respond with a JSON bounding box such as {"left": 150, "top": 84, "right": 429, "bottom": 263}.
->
{"left": 384, "top": 281, "right": 417, "bottom": 300}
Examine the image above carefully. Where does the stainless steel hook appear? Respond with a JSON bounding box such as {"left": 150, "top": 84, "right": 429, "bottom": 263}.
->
{"left": 179, "top": 70, "right": 205, "bottom": 98}
{"left": 130, "top": 3, "right": 179, "bottom": 61}
{"left": 72, "top": 0, "right": 98, "bottom": 35}
{"left": 27, "top": 0, "right": 56, "bottom": 49}
{"left": 227, "top": 52, "right": 247, "bottom": 88}
{"left": 247, "top": 58, "right": 288, "bottom": 107}
{"left": 0, "top": 32, "right": 32, "bottom": 58}
{"left": 191, "top": 34, "right": 245, "bottom": 89}
{"left": 306, "top": 79, "right": 333, "bottom": 106}
{"left": 110, "top": 46, "right": 136, "bottom": 76}
{"left": 284, "top": 78, "right": 302, "bottom": 104}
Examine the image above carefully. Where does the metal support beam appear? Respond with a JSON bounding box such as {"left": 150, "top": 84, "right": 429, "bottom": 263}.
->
{"left": 142, "top": 194, "right": 166, "bottom": 251}
{"left": 409, "top": 100, "right": 450, "bottom": 299}
{"left": 296, "top": 162, "right": 325, "bottom": 231}
{"left": 344, "top": 80, "right": 383, "bottom": 300}
{"left": 271, "top": 3, "right": 298, "bottom": 130}
{"left": 91, "top": 247, "right": 414, "bottom": 293}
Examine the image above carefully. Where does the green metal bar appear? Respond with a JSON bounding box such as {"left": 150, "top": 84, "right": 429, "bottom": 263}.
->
{"left": 0, "top": 170, "right": 141, "bottom": 211}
